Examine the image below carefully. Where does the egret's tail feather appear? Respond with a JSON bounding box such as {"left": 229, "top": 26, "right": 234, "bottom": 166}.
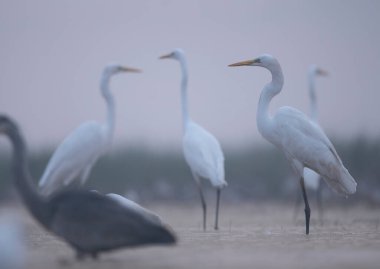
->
{"left": 325, "top": 167, "right": 357, "bottom": 195}
{"left": 340, "top": 168, "right": 357, "bottom": 195}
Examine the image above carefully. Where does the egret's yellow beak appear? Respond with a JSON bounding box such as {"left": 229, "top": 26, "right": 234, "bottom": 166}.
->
{"left": 159, "top": 53, "right": 173, "bottom": 60}
{"left": 228, "top": 59, "right": 258, "bottom": 67}
{"left": 120, "top": 66, "right": 142, "bottom": 73}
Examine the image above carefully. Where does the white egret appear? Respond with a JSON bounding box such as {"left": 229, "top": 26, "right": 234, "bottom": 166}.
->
{"left": 0, "top": 115, "right": 176, "bottom": 260}
{"left": 229, "top": 54, "right": 357, "bottom": 234}
{"left": 160, "top": 49, "right": 227, "bottom": 230}
{"left": 38, "top": 64, "right": 141, "bottom": 196}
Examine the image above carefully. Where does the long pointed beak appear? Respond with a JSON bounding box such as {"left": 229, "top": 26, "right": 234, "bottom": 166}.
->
{"left": 120, "top": 66, "right": 142, "bottom": 73}
{"left": 159, "top": 53, "right": 172, "bottom": 60}
{"left": 228, "top": 59, "right": 256, "bottom": 67}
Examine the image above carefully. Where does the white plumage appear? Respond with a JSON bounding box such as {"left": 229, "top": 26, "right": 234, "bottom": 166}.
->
{"left": 303, "top": 168, "right": 320, "bottom": 190}
{"left": 38, "top": 64, "right": 140, "bottom": 195}
{"left": 39, "top": 122, "right": 107, "bottom": 193}
{"left": 271, "top": 106, "right": 356, "bottom": 195}
{"left": 160, "top": 49, "right": 226, "bottom": 230}
{"left": 229, "top": 54, "right": 356, "bottom": 234}
{"left": 303, "top": 65, "right": 328, "bottom": 191}
{"left": 183, "top": 121, "right": 226, "bottom": 188}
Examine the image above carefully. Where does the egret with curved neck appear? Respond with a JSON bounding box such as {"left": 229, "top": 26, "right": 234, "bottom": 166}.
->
{"left": 0, "top": 115, "right": 176, "bottom": 259}
{"left": 160, "top": 49, "right": 227, "bottom": 230}
{"left": 229, "top": 54, "right": 356, "bottom": 234}
{"left": 38, "top": 65, "right": 141, "bottom": 196}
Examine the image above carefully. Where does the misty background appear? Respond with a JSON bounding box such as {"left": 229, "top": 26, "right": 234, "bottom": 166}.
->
{"left": 0, "top": 1, "right": 379, "bottom": 203}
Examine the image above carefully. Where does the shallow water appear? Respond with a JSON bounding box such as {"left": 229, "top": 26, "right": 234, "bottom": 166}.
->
{"left": 2, "top": 202, "right": 380, "bottom": 269}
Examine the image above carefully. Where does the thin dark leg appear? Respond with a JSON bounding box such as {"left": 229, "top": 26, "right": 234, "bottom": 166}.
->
{"left": 214, "top": 188, "right": 221, "bottom": 230}
{"left": 300, "top": 177, "right": 311, "bottom": 235}
{"left": 316, "top": 178, "right": 323, "bottom": 225}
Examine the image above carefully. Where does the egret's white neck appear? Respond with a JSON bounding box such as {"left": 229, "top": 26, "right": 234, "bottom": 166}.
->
{"left": 308, "top": 70, "right": 318, "bottom": 122}
{"left": 256, "top": 64, "right": 284, "bottom": 140}
{"left": 177, "top": 55, "right": 190, "bottom": 131}
{"left": 100, "top": 72, "right": 115, "bottom": 142}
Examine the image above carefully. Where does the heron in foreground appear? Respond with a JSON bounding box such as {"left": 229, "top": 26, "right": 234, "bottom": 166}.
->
{"left": 38, "top": 64, "right": 141, "bottom": 196}
{"left": 229, "top": 54, "right": 357, "bottom": 234}
{"left": 0, "top": 115, "right": 176, "bottom": 259}
{"left": 159, "top": 49, "right": 227, "bottom": 230}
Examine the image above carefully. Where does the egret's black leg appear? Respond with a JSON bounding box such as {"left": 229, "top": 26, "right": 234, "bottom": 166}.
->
{"left": 214, "top": 188, "right": 221, "bottom": 230}
{"left": 193, "top": 174, "right": 207, "bottom": 231}
{"left": 300, "top": 177, "right": 311, "bottom": 234}
{"left": 316, "top": 178, "right": 323, "bottom": 225}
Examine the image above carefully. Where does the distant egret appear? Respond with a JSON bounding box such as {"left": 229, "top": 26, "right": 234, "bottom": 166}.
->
{"left": 295, "top": 65, "right": 328, "bottom": 223}
{"left": 0, "top": 115, "right": 176, "bottom": 259}
{"left": 229, "top": 54, "right": 357, "bottom": 234}
{"left": 38, "top": 64, "right": 141, "bottom": 196}
{"left": 160, "top": 49, "right": 227, "bottom": 230}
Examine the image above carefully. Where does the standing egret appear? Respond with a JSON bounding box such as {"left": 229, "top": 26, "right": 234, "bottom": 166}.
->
{"left": 38, "top": 64, "right": 141, "bottom": 196}
{"left": 0, "top": 115, "right": 176, "bottom": 259}
{"left": 295, "top": 65, "right": 328, "bottom": 223}
{"left": 229, "top": 54, "right": 357, "bottom": 234}
{"left": 159, "top": 49, "right": 227, "bottom": 230}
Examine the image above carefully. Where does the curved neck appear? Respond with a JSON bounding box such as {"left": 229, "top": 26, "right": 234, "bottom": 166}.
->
{"left": 308, "top": 71, "right": 318, "bottom": 121}
{"left": 9, "top": 128, "right": 50, "bottom": 227}
{"left": 178, "top": 55, "right": 190, "bottom": 131}
{"left": 256, "top": 65, "right": 284, "bottom": 139}
{"left": 100, "top": 73, "right": 115, "bottom": 142}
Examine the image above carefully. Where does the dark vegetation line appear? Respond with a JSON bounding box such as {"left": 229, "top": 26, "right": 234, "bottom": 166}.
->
{"left": 1, "top": 137, "right": 379, "bottom": 203}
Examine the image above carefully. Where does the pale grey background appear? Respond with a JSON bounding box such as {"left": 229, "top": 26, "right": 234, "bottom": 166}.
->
{"left": 0, "top": 0, "right": 379, "bottom": 151}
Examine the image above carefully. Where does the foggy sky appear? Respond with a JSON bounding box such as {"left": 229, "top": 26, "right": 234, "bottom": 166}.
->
{"left": 0, "top": 0, "right": 379, "bottom": 151}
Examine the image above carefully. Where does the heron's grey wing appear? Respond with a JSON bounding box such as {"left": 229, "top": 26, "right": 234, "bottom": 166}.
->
{"left": 49, "top": 191, "right": 175, "bottom": 252}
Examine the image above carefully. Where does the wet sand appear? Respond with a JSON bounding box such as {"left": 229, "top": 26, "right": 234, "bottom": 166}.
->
{"left": 2, "top": 202, "right": 380, "bottom": 269}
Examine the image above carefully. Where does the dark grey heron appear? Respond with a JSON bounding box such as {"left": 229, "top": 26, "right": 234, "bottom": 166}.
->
{"left": 0, "top": 115, "right": 176, "bottom": 259}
